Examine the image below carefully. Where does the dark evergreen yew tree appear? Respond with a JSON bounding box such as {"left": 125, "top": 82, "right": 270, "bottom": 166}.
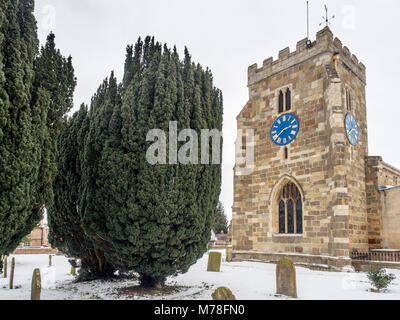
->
{"left": 33, "top": 32, "right": 76, "bottom": 132}
{"left": 0, "top": 0, "right": 76, "bottom": 259}
{"left": 0, "top": 0, "right": 42, "bottom": 257}
{"left": 48, "top": 105, "right": 115, "bottom": 280}
{"left": 213, "top": 202, "right": 228, "bottom": 234}
{"left": 79, "top": 73, "right": 123, "bottom": 278}
{"left": 31, "top": 32, "right": 76, "bottom": 227}
{"left": 80, "top": 37, "right": 223, "bottom": 287}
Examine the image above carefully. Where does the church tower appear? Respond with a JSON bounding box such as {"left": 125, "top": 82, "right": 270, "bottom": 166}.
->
{"left": 232, "top": 27, "right": 370, "bottom": 269}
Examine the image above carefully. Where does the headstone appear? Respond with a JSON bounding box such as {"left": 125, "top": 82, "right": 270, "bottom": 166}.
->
{"left": 3, "top": 256, "right": 7, "bottom": 278}
{"left": 70, "top": 258, "right": 77, "bottom": 275}
{"left": 31, "top": 268, "right": 41, "bottom": 300}
{"left": 226, "top": 246, "right": 233, "bottom": 262}
{"left": 212, "top": 287, "right": 236, "bottom": 300}
{"left": 71, "top": 266, "right": 76, "bottom": 275}
{"left": 9, "top": 257, "right": 15, "bottom": 289}
{"left": 276, "top": 258, "right": 297, "bottom": 298}
{"left": 49, "top": 255, "right": 52, "bottom": 267}
{"left": 207, "top": 252, "right": 222, "bottom": 272}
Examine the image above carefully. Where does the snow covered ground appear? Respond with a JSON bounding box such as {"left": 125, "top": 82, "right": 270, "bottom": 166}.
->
{"left": 1, "top": 250, "right": 400, "bottom": 300}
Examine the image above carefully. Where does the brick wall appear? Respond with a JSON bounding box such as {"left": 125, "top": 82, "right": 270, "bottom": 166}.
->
{"left": 27, "top": 227, "right": 50, "bottom": 247}
{"left": 12, "top": 248, "right": 58, "bottom": 255}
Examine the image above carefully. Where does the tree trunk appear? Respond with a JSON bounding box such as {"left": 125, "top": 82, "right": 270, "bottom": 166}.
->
{"left": 139, "top": 274, "right": 166, "bottom": 288}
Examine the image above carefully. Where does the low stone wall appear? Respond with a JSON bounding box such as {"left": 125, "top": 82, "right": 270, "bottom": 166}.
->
{"left": 232, "top": 250, "right": 352, "bottom": 271}
{"left": 352, "top": 260, "right": 400, "bottom": 272}
{"left": 12, "top": 248, "right": 59, "bottom": 255}
{"left": 210, "top": 245, "right": 229, "bottom": 250}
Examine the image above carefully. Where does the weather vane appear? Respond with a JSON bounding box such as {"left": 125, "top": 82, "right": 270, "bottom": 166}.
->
{"left": 319, "top": 4, "right": 335, "bottom": 27}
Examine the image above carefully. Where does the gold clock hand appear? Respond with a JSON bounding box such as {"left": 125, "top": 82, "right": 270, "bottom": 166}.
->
{"left": 277, "top": 125, "right": 293, "bottom": 138}
{"left": 347, "top": 128, "right": 355, "bottom": 135}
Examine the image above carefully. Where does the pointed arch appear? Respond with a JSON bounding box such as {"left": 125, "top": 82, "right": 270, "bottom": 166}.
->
{"left": 286, "top": 88, "right": 291, "bottom": 111}
{"left": 279, "top": 200, "right": 285, "bottom": 233}
{"left": 345, "top": 88, "right": 352, "bottom": 112}
{"left": 278, "top": 90, "right": 284, "bottom": 113}
{"left": 269, "top": 175, "right": 304, "bottom": 235}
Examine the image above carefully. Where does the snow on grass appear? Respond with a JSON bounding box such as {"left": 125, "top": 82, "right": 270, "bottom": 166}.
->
{"left": 0, "top": 254, "right": 75, "bottom": 300}
{"left": 1, "top": 250, "right": 400, "bottom": 300}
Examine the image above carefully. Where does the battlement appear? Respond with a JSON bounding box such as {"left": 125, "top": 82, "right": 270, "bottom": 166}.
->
{"left": 248, "top": 27, "right": 366, "bottom": 86}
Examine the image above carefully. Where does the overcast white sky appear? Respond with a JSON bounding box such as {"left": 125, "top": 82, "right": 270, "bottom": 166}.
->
{"left": 34, "top": 0, "right": 400, "bottom": 221}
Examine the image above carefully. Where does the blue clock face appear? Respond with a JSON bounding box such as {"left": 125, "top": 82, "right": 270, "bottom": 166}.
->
{"left": 270, "top": 113, "right": 300, "bottom": 146}
{"left": 345, "top": 113, "right": 359, "bottom": 146}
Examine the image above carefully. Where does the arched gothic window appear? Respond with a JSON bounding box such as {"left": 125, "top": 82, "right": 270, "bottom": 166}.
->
{"left": 346, "top": 89, "right": 351, "bottom": 111}
{"left": 286, "top": 88, "right": 291, "bottom": 111}
{"left": 278, "top": 90, "right": 284, "bottom": 113}
{"left": 278, "top": 182, "right": 303, "bottom": 234}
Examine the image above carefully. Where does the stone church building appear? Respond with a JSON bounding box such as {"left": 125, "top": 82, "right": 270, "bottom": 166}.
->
{"left": 232, "top": 27, "right": 400, "bottom": 269}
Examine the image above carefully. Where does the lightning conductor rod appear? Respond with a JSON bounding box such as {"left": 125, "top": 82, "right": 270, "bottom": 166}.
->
{"left": 307, "top": 1, "right": 310, "bottom": 39}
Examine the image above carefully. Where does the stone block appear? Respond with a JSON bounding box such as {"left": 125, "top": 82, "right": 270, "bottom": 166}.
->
{"left": 276, "top": 258, "right": 298, "bottom": 298}
{"left": 212, "top": 287, "right": 236, "bottom": 300}
{"left": 207, "top": 252, "right": 222, "bottom": 272}
{"left": 31, "top": 268, "right": 41, "bottom": 300}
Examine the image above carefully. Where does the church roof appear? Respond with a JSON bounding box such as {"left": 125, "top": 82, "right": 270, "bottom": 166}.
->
{"left": 381, "top": 160, "right": 400, "bottom": 175}
{"left": 377, "top": 185, "right": 400, "bottom": 191}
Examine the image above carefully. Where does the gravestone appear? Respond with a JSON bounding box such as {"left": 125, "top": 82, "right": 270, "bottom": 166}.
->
{"left": 211, "top": 287, "right": 236, "bottom": 300}
{"left": 276, "top": 258, "right": 297, "bottom": 298}
{"left": 3, "top": 256, "right": 7, "bottom": 278}
{"left": 71, "top": 266, "right": 76, "bottom": 275}
{"left": 31, "top": 268, "right": 41, "bottom": 300}
{"left": 9, "top": 257, "right": 15, "bottom": 289}
{"left": 207, "top": 252, "right": 222, "bottom": 272}
{"left": 226, "top": 246, "right": 233, "bottom": 262}
{"left": 69, "top": 258, "right": 78, "bottom": 275}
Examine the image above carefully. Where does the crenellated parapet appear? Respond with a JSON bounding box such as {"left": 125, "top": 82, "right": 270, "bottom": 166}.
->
{"left": 248, "top": 27, "right": 366, "bottom": 87}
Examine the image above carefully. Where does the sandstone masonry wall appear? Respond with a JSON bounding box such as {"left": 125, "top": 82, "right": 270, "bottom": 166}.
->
{"left": 233, "top": 27, "right": 369, "bottom": 260}
{"left": 366, "top": 156, "right": 400, "bottom": 248}
{"left": 381, "top": 187, "right": 400, "bottom": 249}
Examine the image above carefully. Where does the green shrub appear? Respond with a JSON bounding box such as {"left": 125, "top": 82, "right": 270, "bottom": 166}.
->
{"left": 367, "top": 267, "right": 396, "bottom": 292}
